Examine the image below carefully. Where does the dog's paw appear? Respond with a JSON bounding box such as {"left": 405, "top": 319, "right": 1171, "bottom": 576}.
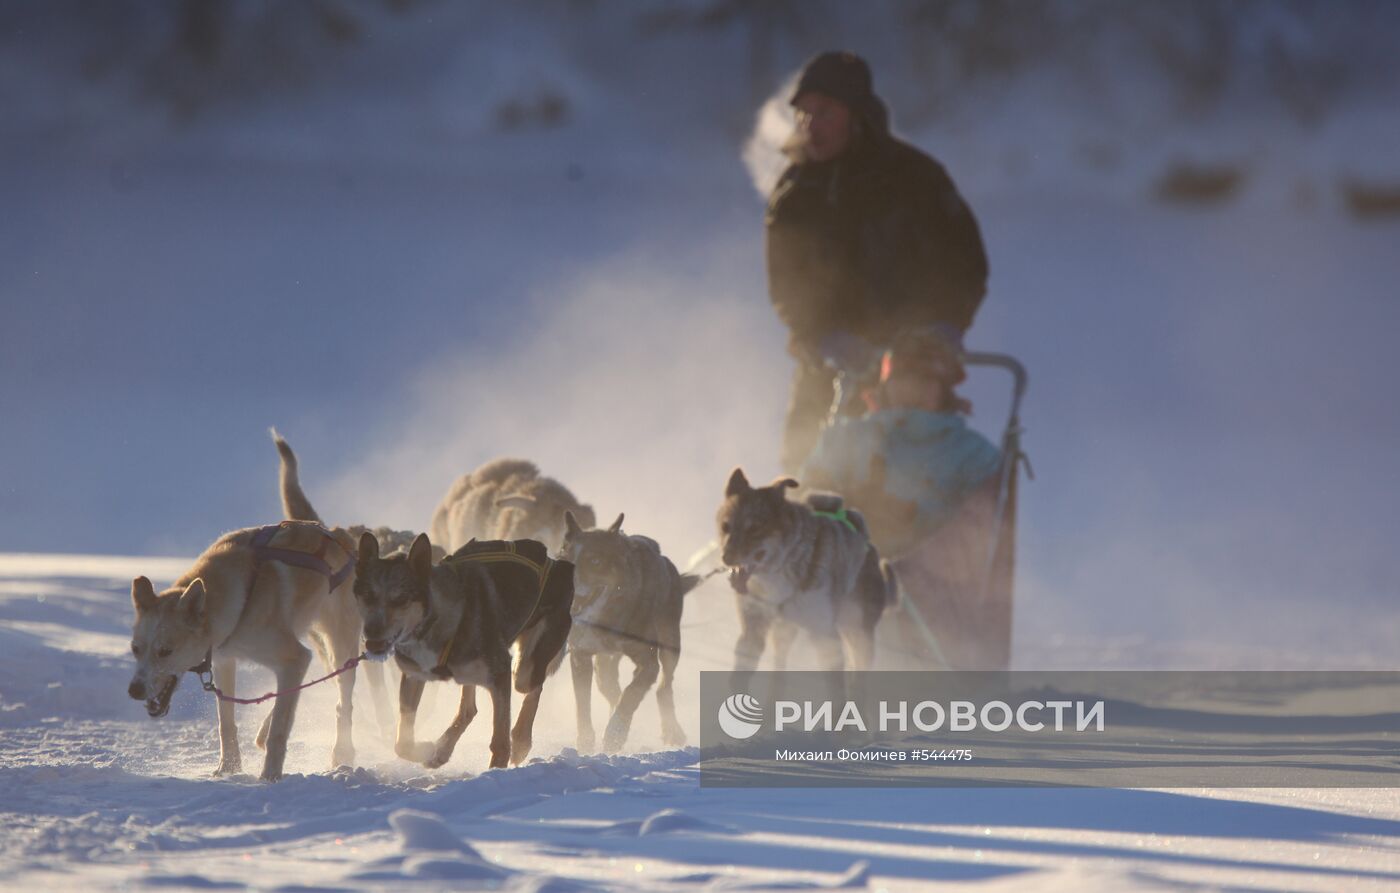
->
{"left": 576, "top": 730, "right": 596, "bottom": 753}
{"left": 487, "top": 748, "right": 510, "bottom": 770}
{"left": 662, "top": 726, "right": 687, "bottom": 748}
{"left": 395, "top": 740, "right": 436, "bottom": 765}
{"left": 424, "top": 746, "right": 453, "bottom": 770}
{"left": 259, "top": 767, "right": 283, "bottom": 783}
{"left": 602, "top": 720, "right": 629, "bottom": 754}
{"left": 330, "top": 743, "right": 355, "bottom": 769}
{"left": 510, "top": 732, "right": 533, "bottom": 766}
{"left": 212, "top": 759, "right": 242, "bottom": 778}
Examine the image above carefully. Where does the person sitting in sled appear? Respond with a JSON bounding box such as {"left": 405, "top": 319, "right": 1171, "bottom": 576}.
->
{"left": 766, "top": 50, "right": 989, "bottom": 474}
{"left": 800, "top": 328, "right": 1000, "bottom": 556}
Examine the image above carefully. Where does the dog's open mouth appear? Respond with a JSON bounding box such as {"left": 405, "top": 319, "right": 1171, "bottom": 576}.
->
{"left": 721, "top": 549, "right": 763, "bottom": 571}
{"left": 363, "top": 637, "right": 395, "bottom": 660}
{"left": 145, "top": 675, "right": 178, "bottom": 718}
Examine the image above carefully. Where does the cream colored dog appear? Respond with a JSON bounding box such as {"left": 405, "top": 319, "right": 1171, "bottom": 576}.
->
{"left": 127, "top": 522, "right": 364, "bottom": 781}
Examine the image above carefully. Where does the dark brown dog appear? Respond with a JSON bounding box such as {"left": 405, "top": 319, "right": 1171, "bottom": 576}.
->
{"left": 354, "top": 533, "right": 573, "bottom": 769}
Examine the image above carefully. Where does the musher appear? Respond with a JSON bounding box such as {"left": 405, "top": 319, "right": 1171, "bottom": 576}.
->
{"left": 766, "top": 50, "right": 989, "bottom": 474}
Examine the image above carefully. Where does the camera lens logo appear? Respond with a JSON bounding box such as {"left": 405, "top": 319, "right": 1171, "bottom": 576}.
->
{"left": 718, "top": 693, "right": 764, "bottom": 740}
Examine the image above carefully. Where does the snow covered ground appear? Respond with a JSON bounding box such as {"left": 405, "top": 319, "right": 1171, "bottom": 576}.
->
{"left": 4, "top": 4, "right": 1400, "bottom": 890}
{"left": 4, "top": 556, "right": 1400, "bottom": 892}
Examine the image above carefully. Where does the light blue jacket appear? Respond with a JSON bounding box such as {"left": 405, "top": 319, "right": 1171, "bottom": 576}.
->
{"left": 801, "top": 409, "right": 1002, "bottom": 534}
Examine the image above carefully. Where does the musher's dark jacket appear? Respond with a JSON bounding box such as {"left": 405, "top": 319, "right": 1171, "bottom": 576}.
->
{"left": 765, "top": 130, "right": 988, "bottom": 353}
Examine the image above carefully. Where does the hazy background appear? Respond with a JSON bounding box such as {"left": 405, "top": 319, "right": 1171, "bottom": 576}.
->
{"left": 3, "top": 0, "right": 1399, "bottom": 667}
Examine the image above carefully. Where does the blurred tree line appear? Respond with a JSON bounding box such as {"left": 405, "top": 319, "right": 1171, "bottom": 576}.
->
{"left": 10, "top": 0, "right": 1395, "bottom": 129}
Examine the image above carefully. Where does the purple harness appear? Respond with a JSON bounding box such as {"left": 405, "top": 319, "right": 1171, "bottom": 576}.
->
{"left": 249, "top": 521, "right": 356, "bottom": 592}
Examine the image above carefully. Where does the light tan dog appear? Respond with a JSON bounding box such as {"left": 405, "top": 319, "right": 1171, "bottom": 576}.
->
{"left": 429, "top": 458, "right": 596, "bottom": 553}
{"left": 127, "top": 522, "right": 364, "bottom": 781}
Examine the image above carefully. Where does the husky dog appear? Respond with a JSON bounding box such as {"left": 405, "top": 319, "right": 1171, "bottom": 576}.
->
{"left": 558, "top": 511, "right": 698, "bottom": 752}
{"left": 127, "top": 522, "right": 364, "bottom": 781}
{"left": 716, "top": 468, "right": 895, "bottom": 672}
{"left": 430, "top": 458, "right": 596, "bottom": 553}
{"left": 354, "top": 532, "right": 574, "bottom": 769}
{"left": 273, "top": 430, "right": 445, "bottom": 562}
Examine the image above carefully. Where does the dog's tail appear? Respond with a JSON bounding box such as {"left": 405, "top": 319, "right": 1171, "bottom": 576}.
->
{"left": 270, "top": 427, "right": 323, "bottom": 524}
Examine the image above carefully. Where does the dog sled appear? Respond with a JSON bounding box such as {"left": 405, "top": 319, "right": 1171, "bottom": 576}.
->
{"left": 870, "top": 350, "right": 1030, "bottom": 671}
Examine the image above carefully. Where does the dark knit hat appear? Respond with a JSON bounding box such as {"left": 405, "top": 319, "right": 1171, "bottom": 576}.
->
{"left": 791, "top": 51, "right": 873, "bottom": 108}
{"left": 790, "top": 51, "right": 888, "bottom": 134}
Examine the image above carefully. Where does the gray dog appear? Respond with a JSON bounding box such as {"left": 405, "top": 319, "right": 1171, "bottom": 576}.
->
{"left": 557, "top": 511, "right": 698, "bottom": 752}
{"left": 716, "top": 468, "right": 895, "bottom": 672}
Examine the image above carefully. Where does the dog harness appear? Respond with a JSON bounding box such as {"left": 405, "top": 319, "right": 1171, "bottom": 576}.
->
{"left": 248, "top": 520, "right": 357, "bottom": 591}
{"left": 812, "top": 507, "right": 860, "bottom": 534}
{"left": 432, "top": 540, "right": 557, "bottom": 673}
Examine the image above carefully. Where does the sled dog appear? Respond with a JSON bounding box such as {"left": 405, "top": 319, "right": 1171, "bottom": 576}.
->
{"left": 127, "top": 521, "right": 364, "bottom": 781}
{"left": 354, "top": 532, "right": 574, "bottom": 769}
{"left": 430, "top": 458, "right": 595, "bottom": 553}
{"left": 557, "top": 511, "right": 698, "bottom": 752}
{"left": 716, "top": 468, "right": 895, "bottom": 672}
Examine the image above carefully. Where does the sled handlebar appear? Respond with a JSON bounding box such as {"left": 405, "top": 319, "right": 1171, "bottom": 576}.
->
{"left": 963, "top": 351, "right": 1028, "bottom": 429}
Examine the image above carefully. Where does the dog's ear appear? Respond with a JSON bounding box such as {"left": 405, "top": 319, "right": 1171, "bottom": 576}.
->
{"left": 607, "top": 513, "right": 624, "bottom": 534}
{"left": 564, "top": 511, "right": 582, "bottom": 537}
{"left": 496, "top": 495, "right": 536, "bottom": 511}
{"left": 358, "top": 531, "right": 380, "bottom": 566}
{"left": 408, "top": 533, "right": 434, "bottom": 588}
{"left": 131, "top": 576, "right": 157, "bottom": 612}
{"left": 575, "top": 504, "right": 596, "bottom": 530}
{"left": 769, "top": 476, "right": 799, "bottom": 491}
{"left": 725, "top": 467, "right": 751, "bottom": 497}
{"left": 177, "top": 578, "right": 207, "bottom": 624}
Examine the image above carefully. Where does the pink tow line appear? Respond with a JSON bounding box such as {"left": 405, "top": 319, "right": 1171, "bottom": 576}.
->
{"left": 196, "top": 654, "right": 366, "bottom": 706}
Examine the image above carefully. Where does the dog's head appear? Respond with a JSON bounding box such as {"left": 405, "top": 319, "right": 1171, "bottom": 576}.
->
{"left": 348, "top": 525, "right": 447, "bottom": 562}
{"left": 353, "top": 531, "right": 432, "bottom": 657}
{"left": 128, "top": 576, "right": 211, "bottom": 718}
{"left": 557, "top": 512, "right": 630, "bottom": 607}
{"left": 717, "top": 468, "right": 798, "bottom": 572}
